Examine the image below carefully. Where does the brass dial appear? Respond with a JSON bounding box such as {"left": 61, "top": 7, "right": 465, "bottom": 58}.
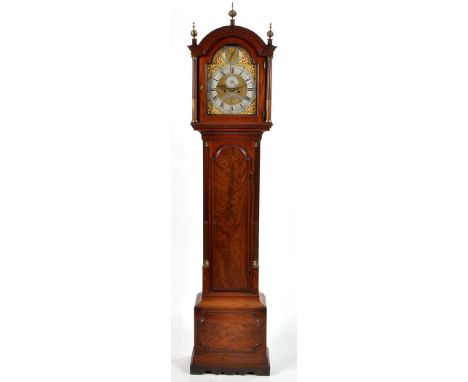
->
{"left": 208, "top": 66, "right": 255, "bottom": 114}
{"left": 207, "top": 45, "right": 257, "bottom": 115}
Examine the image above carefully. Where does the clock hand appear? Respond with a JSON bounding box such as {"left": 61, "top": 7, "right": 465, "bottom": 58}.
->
{"left": 229, "top": 83, "right": 247, "bottom": 94}
{"left": 217, "top": 84, "right": 238, "bottom": 92}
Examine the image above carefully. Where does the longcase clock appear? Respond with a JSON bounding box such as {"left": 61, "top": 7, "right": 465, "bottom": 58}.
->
{"left": 188, "top": 5, "right": 276, "bottom": 376}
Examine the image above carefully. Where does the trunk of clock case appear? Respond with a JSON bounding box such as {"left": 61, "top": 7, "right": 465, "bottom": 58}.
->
{"left": 202, "top": 134, "right": 261, "bottom": 296}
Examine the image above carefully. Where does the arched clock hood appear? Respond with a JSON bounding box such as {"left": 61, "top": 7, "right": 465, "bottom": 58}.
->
{"left": 189, "top": 24, "right": 276, "bottom": 58}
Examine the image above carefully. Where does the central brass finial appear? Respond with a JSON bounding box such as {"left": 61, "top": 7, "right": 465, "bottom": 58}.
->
{"left": 267, "top": 23, "right": 274, "bottom": 38}
{"left": 228, "top": 2, "right": 237, "bottom": 25}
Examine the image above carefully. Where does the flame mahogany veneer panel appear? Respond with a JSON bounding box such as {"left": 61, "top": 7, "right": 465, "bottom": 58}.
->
{"left": 212, "top": 145, "right": 250, "bottom": 291}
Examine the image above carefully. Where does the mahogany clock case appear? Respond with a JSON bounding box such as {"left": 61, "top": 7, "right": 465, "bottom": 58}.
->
{"left": 187, "top": 11, "right": 276, "bottom": 376}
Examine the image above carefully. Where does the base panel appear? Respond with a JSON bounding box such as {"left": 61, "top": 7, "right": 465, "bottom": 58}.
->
{"left": 190, "top": 292, "right": 270, "bottom": 376}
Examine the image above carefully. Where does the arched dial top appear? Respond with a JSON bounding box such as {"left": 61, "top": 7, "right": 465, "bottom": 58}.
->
{"left": 207, "top": 45, "right": 257, "bottom": 115}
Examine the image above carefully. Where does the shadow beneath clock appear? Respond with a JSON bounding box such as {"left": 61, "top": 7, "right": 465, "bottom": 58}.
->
{"left": 172, "top": 355, "right": 191, "bottom": 374}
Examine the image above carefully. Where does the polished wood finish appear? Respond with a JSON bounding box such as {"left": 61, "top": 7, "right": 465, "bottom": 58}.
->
{"left": 188, "top": 18, "right": 276, "bottom": 376}
{"left": 212, "top": 145, "right": 250, "bottom": 290}
{"left": 190, "top": 293, "right": 269, "bottom": 376}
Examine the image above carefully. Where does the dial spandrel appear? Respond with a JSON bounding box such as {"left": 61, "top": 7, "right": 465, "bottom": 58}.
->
{"left": 207, "top": 45, "right": 257, "bottom": 115}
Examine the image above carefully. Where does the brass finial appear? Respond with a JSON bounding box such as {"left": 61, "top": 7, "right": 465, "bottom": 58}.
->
{"left": 267, "top": 23, "right": 274, "bottom": 38}
{"left": 228, "top": 3, "right": 237, "bottom": 25}
{"left": 267, "top": 23, "right": 274, "bottom": 45}
{"left": 191, "top": 22, "right": 198, "bottom": 38}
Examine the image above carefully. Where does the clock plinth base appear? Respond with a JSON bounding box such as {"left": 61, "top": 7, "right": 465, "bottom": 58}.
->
{"left": 190, "top": 348, "right": 270, "bottom": 376}
{"left": 190, "top": 292, "right": 270, "bottom": 376}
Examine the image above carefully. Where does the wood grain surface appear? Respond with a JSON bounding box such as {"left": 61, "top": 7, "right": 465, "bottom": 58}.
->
{"left": 212, "top": 145, "right": 250, "bottom": 290}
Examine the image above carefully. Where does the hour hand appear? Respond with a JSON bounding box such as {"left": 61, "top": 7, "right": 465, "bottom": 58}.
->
{"left": 216, "top": 84, "right": 235, "bottom": 93}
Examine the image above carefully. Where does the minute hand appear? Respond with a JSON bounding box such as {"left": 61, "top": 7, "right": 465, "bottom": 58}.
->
{"left": 217, "top": 84, "right": 244, "bottom": 92}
